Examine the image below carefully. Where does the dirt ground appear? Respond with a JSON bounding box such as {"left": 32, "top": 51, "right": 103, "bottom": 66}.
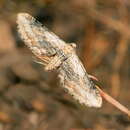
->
{"left": 0, "top": 0, "right": 130, "bottom": 130}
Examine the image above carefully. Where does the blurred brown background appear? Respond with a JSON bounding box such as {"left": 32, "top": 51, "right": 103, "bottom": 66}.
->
{"left": 0, "top": 0, "right": 130, "bottom": 130}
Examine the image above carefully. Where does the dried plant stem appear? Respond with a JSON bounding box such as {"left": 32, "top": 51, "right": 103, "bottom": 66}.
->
{"left": 96, "top": 85, "right": 130, "bottom": 117}
{"left": 89, "top": 8, "right": 130, "bottom": 37}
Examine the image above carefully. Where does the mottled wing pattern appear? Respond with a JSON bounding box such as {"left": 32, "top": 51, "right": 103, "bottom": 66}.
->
{"left": 59, "top": 54, "right": 102, "bottom": 107}
{"left": 17, "top": 13, "right": 102, "bottom": 108}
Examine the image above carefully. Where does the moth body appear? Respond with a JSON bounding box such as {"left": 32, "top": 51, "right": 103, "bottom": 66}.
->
{"left": 17, "top": 13, "right": 102, "bottom": 108}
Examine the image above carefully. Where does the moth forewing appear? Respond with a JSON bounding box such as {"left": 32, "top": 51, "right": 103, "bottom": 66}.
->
{"left": 17, "top": 13, "right": 102, "bottom": 108}
{"left": 58, "top": 54, "right": 102, "bottom": 107}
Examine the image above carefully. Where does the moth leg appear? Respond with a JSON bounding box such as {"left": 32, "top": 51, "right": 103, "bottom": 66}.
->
{"left": 45, "top": 55, "right": 62, "bottom": 71}
{"left": 88, "top": 74, "right": 99, "bottom": 81}
{"left": 41, "top": 56, "right": 51, "bottom": 63}
{"left": 34, "top": 60, "right": 46, "bottom": 66}
{"left": 33, "top": 57, "right": 48, "bottom": 66}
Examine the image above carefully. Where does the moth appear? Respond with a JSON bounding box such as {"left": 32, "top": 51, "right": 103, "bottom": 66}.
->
{"left": 17, "top": 13, "right": 102, "bottom": 107}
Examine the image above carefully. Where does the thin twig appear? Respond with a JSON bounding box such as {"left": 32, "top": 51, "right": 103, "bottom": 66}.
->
{"left": 96, "top": 85, "right": 130, "bottom": 117}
